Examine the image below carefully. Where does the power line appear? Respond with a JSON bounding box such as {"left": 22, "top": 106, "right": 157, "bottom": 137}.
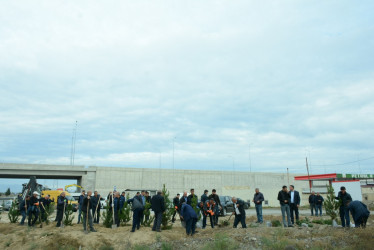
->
{"left": 312, "top": 156, "right": 374, "bottom": 167}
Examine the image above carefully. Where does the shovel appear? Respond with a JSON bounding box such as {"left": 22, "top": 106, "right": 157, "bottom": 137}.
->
{"left": 61, "top": 200, "right": 66, "bottom": 228}
{"left": 111, "top": 192, "right": 117, "bottom": 229}
{"left": 85, "top": 201, "right": 90, "bottom": 234}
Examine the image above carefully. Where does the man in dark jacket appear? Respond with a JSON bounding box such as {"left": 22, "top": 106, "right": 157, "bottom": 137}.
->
{"left": 151, "top": 190, "right": 165, "bottom": 232}
{"left": 181, "top": 203, "right": 198, "bottom": 236}
{"left": 335, "top": 186, "right": 352, "bottom": 227}
{"left": 187, "top": 189, "right": 197, "bottom": 206}
{"left": 172, "top": 194, "right": 180, "bottom": 223}
{"left": 289, "top": 185, "right": 300, "bottom": 225}
{"left": 19, "top": 195, "right": 30, "bottom": 225}
{"left": 232, "top": 197, "right": 246, "bottom": 228}
{"left": 253, "top": 188, "right": 264, "bottom": 223}
{"left": 91, "top": 191, "right": 101, "bottom": 224}
{"left": 278, "top": 186, "right": 292, "bottom": 227}
{"left": 208, "top": 189, "right": 222, "bottom": 225}
{"left": 309, "top": 191, "right": 316, "bottom": 216}
{"left": 347, "top": 200, "right": 370, "bottom": 228}
{"left": 203, "top": 199, "right": 216, "bottom": 228}
{"left": 77, "top": 190, "right": 85, "bottom": 224}
{"left": 28, "top": 191, "right": 40, "bottom": 227}
{"left": 119, "top": 191, "right": 126, "bottom": 209}
{"left": 145, "top": 191, "right": 151, "bottom": 203}
{"left": 113, "top": 192, "right": 120, "bottom": 227}
{"left": 315, "top": 192, "right": 324, "bottom": 216}
{"left": 82, "top": 191, "right": 96, "bottom": 232}
{"left": 201, "top": 190, "right": 209, "bottom": 204}
{"left": 39, "top": 194, "right": 51, "bottom": 222}
{"left": 179, "top": 192, "right": 188, "bottom": 210}
{"left": 56, "top": 192, "right": 68, "bottom": 227}
{"left": 199, "top": 201, "right": 207, "bottom": 229}
{"left": 127, "top": 193, "right": 144, "bottom": 232}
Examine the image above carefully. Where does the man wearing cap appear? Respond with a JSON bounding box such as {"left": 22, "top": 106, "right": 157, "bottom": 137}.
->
{"left": 335, "top": 186, "right": 352, "bottom": 227}
{"left": 28, "top": 191, "right": 40, "bottom": 227}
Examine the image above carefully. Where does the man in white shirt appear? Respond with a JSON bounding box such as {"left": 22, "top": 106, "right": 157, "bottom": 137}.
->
{"left": 232, "top": 197, "right": 246, "bottom": 228}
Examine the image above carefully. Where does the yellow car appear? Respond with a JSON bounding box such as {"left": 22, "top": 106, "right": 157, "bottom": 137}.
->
{"left": 42, "top": 190, "right": 79, "bottom": 212}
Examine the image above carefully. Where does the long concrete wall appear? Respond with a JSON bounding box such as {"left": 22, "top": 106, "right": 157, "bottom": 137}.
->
{"left": 0, "top": 163, "right": 310, "bottom": 207}
{"left": 93, "top": 166, "right": 310, "bottom": 207}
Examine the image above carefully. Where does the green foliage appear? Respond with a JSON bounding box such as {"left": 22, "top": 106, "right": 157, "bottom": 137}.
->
{"left": 296, "top": 217, "right": 313, "bottom": 227}
{"left": 161, "top": 184, "right": 174, "bottom": 230}
{"left": 271, "top": 220, "right": 282, "bottom": 227}
{"left": 312, "top": 218, "right": 332, "bottom": 225}
{"left": 161, "top": 242, "right": 173, "bottom": 250}
{"left": 63, "top": 204, "right": 75, "bottom": 226}
{"left": 119, "top": 201, "right": 131, "bottom": 226}
{"left": 5, "top": 188, "right": 11, "bottom": 196}
{"left": 203, "top": 233, "right": 239, "bottom": 250}
{"left": 99, "top": 246, "right": 115, "bottom": 250}
{"left": 325, "top": 185, "right": 341, "bottom": 221}
{"left": 132, "top": 245, "right": 150, "bottom": 250}
{"left": 102, "top": 202, "right": 113, "bottom": 228}
{"left": 191, "top": 195, "right": 201, "bottom": 220}
{"left": 141, "top": 202, "right": 155, "bottom": 227}
{"left": 8, "top": 200, "right": 19, "bottom": 223}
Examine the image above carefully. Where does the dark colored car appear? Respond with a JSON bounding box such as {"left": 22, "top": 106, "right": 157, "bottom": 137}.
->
{"left": 219, "top": 196, "right": 233, "bottom": 216}
{"left": 219, "top": 196, "right": 251, "bottom": 216}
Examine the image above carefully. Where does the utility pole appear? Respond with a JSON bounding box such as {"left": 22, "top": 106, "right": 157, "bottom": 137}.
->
{"left": 306, "top": 157, "right": 311, "bottom": 193}
{"left": 248, "top": 145, "right": 252, "bottom": 172}
{"left": 287, "top": 168, "right": 290, "bottom": 186}
{"left": 70, "top": 121, "right": 78, "bottom": 166}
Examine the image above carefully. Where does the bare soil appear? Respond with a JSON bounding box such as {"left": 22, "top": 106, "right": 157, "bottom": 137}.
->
{"left": 0, "top": 212, "right": 373, "bottom": 249}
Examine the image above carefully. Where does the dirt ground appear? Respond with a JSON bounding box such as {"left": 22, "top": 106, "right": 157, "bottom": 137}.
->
{"left": 0, "top": 211, "right": 373, "bottom": 250}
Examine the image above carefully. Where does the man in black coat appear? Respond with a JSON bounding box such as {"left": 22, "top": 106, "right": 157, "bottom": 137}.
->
{"left": 347, "top": 200, "right": 370, "bottom": 228}
{"left": 232, "top": 197, "right": 246, "bottom": 228}
{"left": 172, "top": 193, "right": 180, "bottom": 223}
{"left": 278, "top": 186, "right": 292, "bottom": 227}
{"left": 187, "top": 188, "right": 197, "bottom": 206}
{"left": 309, "top": 191, "right": 316, "bottom": 216}
{"left": 208, "top": 189, "right": 222, "bottom": 225}
{"left": 82, "top": 191, "right": 96, "bottom": 232}
{"left": 56, "top": 192, "right": 68, "bottom": 227}
{"left": 39, "top": 194, "right": 51, "bottom": 222}
{"left": 315, "top": 192, "right": 324, "bottom": 216}
{"left": 335, "top": 186, "right": 352, "bottom": 227}
{"left": 201, "top": 190, "right": 209, "bottom": 204}
{"left": 91, "top": 191, "right": 101, "bottom": 224}
{"left": 253, "top": 188, "right": 264, "bottom": 223}
{"left": 151, "top": 190, "right": 165, "bottom": 232}
{"left": 289, "top": 185, "right": 300, "bottom": 225}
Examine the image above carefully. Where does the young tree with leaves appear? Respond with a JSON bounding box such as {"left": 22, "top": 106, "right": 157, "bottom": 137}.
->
{"left": 325, "top": 185, "right": 341, "bottom": 223}
{"left": 102, "top": 202, "right": 113, "bottom": 228}
{"left": 5, "top": 188, "right": 11, "bottom": 196}
{"left": 63, "top": 203, "right": 75, "bottom": 226}
{"left": 191, "top": 195, "right": 202, "bottom": 220}
{"left": 161, "top": 184, "right": 174, "bottom": 230}
{"left": 8, "top": 200, "right": 19, "bottom": 223}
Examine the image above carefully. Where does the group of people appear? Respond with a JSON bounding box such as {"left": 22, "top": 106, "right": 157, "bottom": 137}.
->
{"left": 19, "top": 191, "right": 52, "bottom": 227}
{"left": 18, "top": 184, "right": 370, "bottom": 232}
{"left": 278, "top": 185, "right": 370, "bottom": 228}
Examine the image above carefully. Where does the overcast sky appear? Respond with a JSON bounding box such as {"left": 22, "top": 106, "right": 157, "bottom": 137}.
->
{"left": 1, "top": 0, "right": 374, "bottom": 180}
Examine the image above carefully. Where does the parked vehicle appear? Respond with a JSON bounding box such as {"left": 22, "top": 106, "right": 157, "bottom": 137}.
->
{"left": 219, "top": 196, "right": 233, "bottom": 216}
{"left": 2, "top": 200, "right": 13, "bottom": 211}
{"left": 42, "top": 190, "right": 78, "bottom": 212}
